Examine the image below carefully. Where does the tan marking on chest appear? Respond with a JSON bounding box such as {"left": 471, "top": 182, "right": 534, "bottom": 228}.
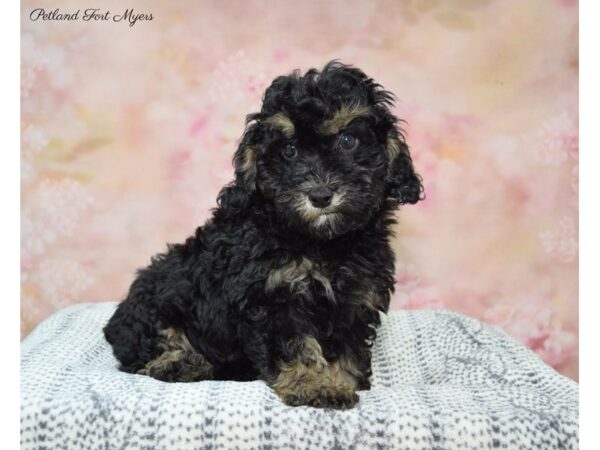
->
{"left": 265, "top": 257, "right": 334, "bottom": 301}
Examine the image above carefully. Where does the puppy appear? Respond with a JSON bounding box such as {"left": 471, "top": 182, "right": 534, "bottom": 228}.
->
{"left": 103, "top": 61, "right": 423, "bottom": 409}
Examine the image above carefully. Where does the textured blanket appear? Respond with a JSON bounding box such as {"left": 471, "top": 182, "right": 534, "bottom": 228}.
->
{"left": 21, "top": 303, "right": 578, "bottom": 450}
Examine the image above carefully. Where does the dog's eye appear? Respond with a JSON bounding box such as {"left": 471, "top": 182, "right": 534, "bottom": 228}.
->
{"left": 282, "top": 144, "right": 298, "bottom": 159}
{"left": 339, "top": 133, "right": 359, "bottom": 151}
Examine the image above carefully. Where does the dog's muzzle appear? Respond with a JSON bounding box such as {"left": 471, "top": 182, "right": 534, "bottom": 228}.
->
{"left": 308, "top": 187, "right": 334, "bottom": 208}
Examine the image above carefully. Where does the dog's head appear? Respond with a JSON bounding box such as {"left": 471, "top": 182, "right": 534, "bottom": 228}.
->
{"left": 232, "top": 61, "right": 423, "bottom": 240}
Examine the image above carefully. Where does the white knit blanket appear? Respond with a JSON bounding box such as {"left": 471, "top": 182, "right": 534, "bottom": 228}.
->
{"left": 21, "top": 303, "right": 578, "bottom": 449}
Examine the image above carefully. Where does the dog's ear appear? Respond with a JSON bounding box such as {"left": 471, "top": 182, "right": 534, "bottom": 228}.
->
{"left": 232, "top": 120, "right": 261, "bottom": 192}
{"left": 385, "top": 131, "right": 424, "bottom": 205}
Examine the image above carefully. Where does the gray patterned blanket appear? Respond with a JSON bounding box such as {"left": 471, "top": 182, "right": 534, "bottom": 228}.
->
{"left": 21, "top": 303, "right": 578, "bottom": 449}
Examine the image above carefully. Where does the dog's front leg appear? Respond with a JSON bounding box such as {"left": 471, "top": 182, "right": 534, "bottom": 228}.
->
{"left": 266, "top": 335, "right": 360, "bottom": 409}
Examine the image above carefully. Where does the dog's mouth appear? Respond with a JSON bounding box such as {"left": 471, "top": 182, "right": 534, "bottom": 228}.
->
{"left": 311, "top": 211, "right": 341, "bottom": 228}
{"left": 289, "top": 193, "right": 347, "bottom": 240}
{"left": 295, "top": 194, "right": 342, "bottom": 223}
{"left": 276, "top": 184, "right": 372, "bottom": 239}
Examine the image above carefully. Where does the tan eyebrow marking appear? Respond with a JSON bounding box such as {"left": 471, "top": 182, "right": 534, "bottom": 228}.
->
{"left": 320, "top": 104, "right": 371, "bottom": 135}
{"left": 263, "top": 112, "right": 295, "bottom": 138}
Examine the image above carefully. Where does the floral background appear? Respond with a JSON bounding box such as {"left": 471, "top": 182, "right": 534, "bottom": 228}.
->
{"left": 21, "top": 0, "right": 579, "bottom": 380}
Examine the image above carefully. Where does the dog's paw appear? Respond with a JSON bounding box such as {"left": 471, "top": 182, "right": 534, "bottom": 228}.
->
{"left": 309, "top": 388, "right": 359, "bottom": 410}
{"left": 138, "top": 350, "right": 213, "bottom": 382}
{"left": 357, "top": 378, "right": 371, "bottom": 391}
{"left": 283, "top": 386, "right": 359, "bottom": 410}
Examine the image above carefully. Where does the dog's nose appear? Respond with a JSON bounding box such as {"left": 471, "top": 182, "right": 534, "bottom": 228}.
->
{"left": 308, "top": 187, "right": 333, "bottom": 208}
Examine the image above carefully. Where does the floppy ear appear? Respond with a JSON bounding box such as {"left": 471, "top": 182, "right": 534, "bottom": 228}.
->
{"left": 385, "top": 131, "right": 424, "bottom": 205}
{"left": 232, "top": 121, "right": 261, "bottom": 192}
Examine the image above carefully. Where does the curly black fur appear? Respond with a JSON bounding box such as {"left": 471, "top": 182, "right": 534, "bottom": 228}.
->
{"left": 103, "top": 61, "right": 423, "bottom": 409}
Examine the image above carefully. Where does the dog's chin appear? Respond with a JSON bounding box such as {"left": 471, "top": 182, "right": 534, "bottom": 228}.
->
{"left": 305, "top": 213, "right": 345, "bottom": 241}
{"left": 299, "top": 210, "right": 375, "bottom": 241}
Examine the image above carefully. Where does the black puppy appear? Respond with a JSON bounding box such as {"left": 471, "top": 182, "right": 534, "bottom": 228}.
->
{"left": 104, "top": 61, "right": 423, "bottom": 409}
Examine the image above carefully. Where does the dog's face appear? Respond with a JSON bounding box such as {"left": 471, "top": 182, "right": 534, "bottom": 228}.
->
{"left": 233, "top": 62, "right": 423, "bottom": 240}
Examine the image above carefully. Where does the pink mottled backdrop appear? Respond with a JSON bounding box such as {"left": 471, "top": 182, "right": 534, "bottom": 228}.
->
{"left": 21, "top": 0, "right": 579, "bottom": 379}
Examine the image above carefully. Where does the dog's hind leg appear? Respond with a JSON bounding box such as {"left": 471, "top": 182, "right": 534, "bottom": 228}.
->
{"left": 137, "top": 328, "right": 214, "bottom": 382}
